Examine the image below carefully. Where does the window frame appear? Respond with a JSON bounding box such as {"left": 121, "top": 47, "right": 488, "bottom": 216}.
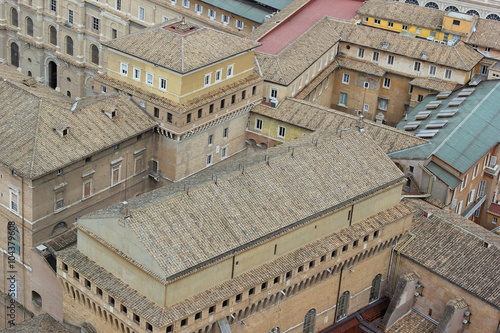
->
{"left": 120, "top": 62, "right": 128, "bottom": 76}
{"left": 342, "top": 73, "right": 350, "bottom": 84}
{"left": 139, "top": 7, "right": 145, "bottom": 21}
{"left": 277, "top": 125, "right": 286, "bottom": 139}
{"left": 159, "top": 77, "right": 167, "bottom": 91}
{"left": 255, "top": 118, "right": 263, "bottom": 131}
{"left": 146, "top": 72, "right": 154, "bottom": 86}
{"left": 339, "top": 92, "right": 347, "bottom": 106}
{"left": 382, "top": 77, "right": 391, "bottom": 88}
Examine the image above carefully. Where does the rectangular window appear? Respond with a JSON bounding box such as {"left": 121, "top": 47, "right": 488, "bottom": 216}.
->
{"left": 55, "top": 197, "right": 64, "bottom": 210}
{"left": 159, "top": 77, "right": 167, "bottom": 91}
{"left": 139, "top": 7, "right": 145, "bottom": 21}
{"left": 222, "top": 14, "right": 230, "bottom": 24}
{"left": 242, "top": 90, "right": 246, "bottom": 100}
{"left": 208, "top": 134, "right": 213, "bottom": 146}
{"left": 111, "top": 164, "right": 121, "bottom": 186}
{"left": 167, "top": 112, "right": 173, "bottom": 123}
{"left": 277, "top": 126, "right": 286, "bottom": 138}
{"left": 236, "top": 20, "right": 244, "bottom": 29}
{"left": 10, "top": 190, "right": 19, "bottom": 213}
{"left": 388, "top": 22, "right": 394, "bottom": 27}
{"left": 134, "top": 156, "right": 143, "bottom": 174}
{"left": 215, "top": 69, "right": 222, "bottom": 82}
{"left": 133, "top": 68, "right": 141, "bottom": 81}
{"left": 467, "top": 189, "right": 476, "bottom": 205}
{"left": 416, "top": 28, "right": 422, "bottom": 34}
{"left": 255, "top": 118, "right": 263, "bottom": 130}
{"left": 206, "top": 154, "right": 213, "bottom": 166}
{"left": 146, "top": 72, "right": 153, "bottom": 85}
{"left": 112, "top": 29, "right": 117, "bottom": 39}
{"left": 198, "top": 108, "right": 202, "bottom": 118}
{"left": 221, "top": 146, "right": 228, "bottom": 159}
{"left": 209, "top": 104, "right": 214, "bottom": 113}
{"left": 195, "top": 4, "right": 203, "bottom": 13}
{"left": 429, "top": 65, "right": 436, "bottom": 76}
{"left": 414, "top": 61, "right": 421, "bottom": 72}
{"left": 186, "top": 113, "right": 191, "bottom": 123}
{"left": 402, "top": 25, "right": 408, "bottom": 30}
{"left": 120, "top": 63, "right": 128, "bottom": 75}
{"left": 453, "top": 19, "right": 460, "bottom": 26}
{"left": 339, "top": 92, "right": 347, "bottom": 106}
{"left": 223, "top": 127, "right": 228, "bottom": 138}
{"left": 182, "top": 0, "right": 190, "bottom": 8}
{"left": 92, "top": 17, "right": 99, "bottom": 30}
{"left": 387, "top": 55, "right": 394, "bottom": 65}
{"left": 68, "top": 9, "right": 74, "bottom": 25}
{"left": 116, "top": 0, "right": 121, "bottom": 10}
{"left": 444, "top": 69, "right": 452, "bottom": 79}
{"left": 372, "top": 51, "right": 379, "bottom": 62}
{"left": 342, "top": 73, "right": 350, "bottom": 84}
{"left": 291, "top": 83, "right": 296, "bottom": 96}
{"left": 417, "top": 94, "right": 424, "bottom": 102}
{"left": 83, "top": 180, "right": 92, "bottom": 198}
{"left": 357, "top": 48, "right": 365, "bottom": 58}
{"left": 364, "top": 103, "right": 369, "bottom": 112}
{"left": 208, "top": 9, "right": 216, "bottom": 19}
{"left": 51, "top": 0, "right": 57, "bottom": 11}
{"left": 374, "top": 19, "right": 380, "bottom": 24}
{"left": 383, "top": 77, "right": 391, "bottom": 88}
{"left": 270, "top": 87, "right": 278, "bottom": 99}
{"left": 227, "top": 64, "right": 234, "bottom": 77}
{"left": 154, "top": 107, "right": 160, "bottom": 118}
{"left": 220, "top": 99, "right": 225, "bottom": 109}
{"left": 455, "top": 201, "right": 463, "bottom": 214}
{"left": 204, "top": 73, "right": 211, "bottom": 86}
{"left": 378, "top": 98, "right": 388, "bottom": 110}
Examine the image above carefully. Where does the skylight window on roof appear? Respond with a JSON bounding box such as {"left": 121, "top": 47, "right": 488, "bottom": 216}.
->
{"left": 426, "top": 101, "right": 442, "bottom": 109}
{"left": 458, "top": 90, "right": 474, "bottom": 97}
{"left": 437, "top": 109, "right": 458, "bottom": 118}
{"left": 416, "top": 129, "right": 439, "bottom": 138}
{"left": 404, "top": 121, "right": 421, "bottom": 131}
{"left": 415, "top": 111, "right": 431, "bottom": 120}
{"left": 426, "top": 120, "right": 448, "bottom": 129}
{"left": 448, "top": 98, "right": 465, "bottom": 107}
{"left": 436, "top": 91, "right": 452, "bottom": 99}
{"left": 461, "top": 87, "right": 476, "bottom": 93}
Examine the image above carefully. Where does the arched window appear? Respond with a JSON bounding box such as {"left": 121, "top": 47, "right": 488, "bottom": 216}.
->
{"left": 405, "top": 0, "right": 419, "bottom": 5}
{"left": 49, "top": 25, "right": 57, "bottom": 45}
{"left": 424, "top": 2, "right": 439, "bottom": 9}
{"left": 8, "top": 222, "right": 21, "bottom": 255}
{"left": 303, "top": 309, "right": 316, "bottom": 333}
{"left": 91, "top": 45, "right": 99, "bottom": 65}
{"left": 66, "top": 36, "right": 73, "bottom": 55}
{"left": 52, "top": 221, "right": 67, "bottom": 235}
{"left": 445, "top": 6, "right": 459, "bottom": 12}
{"left": 486, "top": 13, "right": 500, "bottom": 21}
{"left": 466, "top": 10, "right": 480, "bottom": 16}
{"left": 11, "top": 8, "right": 18, "bottom": 27}
{"left": 10, "top": 42, "right": 19, "bottom": 68}
{"left": 26, "top": 17, "right": 34, "bottom": 36}
{"left": 369, "top": 274, "right": 382, "bottom": 302}
{"left": 336, "top": 291, "right": 350, "bottom": 321}
{"left": 32, "top": 291, "right": 42, "bottom": 307}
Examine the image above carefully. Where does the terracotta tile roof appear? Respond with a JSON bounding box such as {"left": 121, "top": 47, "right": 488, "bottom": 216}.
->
{"left": 255, "top": 17, "right": 348, "bottom": 85}
{"left": 400, "top": 199, "right": 500, "bottom": 308}
{"left": 357, "top": 0, "right": 445, "bottom": 31}
{"left": 251, "top": 98, "right": 428, "bottom": 154}
{"left": 105, "top": 19, "right": 260, "bottom": 74}
{"left": 386, "top": 309, "right": 437, "bottom": 333}
{"left": 59, "top": 202, "right": 413, "bottom": 326}
{"left": 80, "top": 131, "right": 405, "bottom": 280}
{"left": 44, "top": 228, "right": 77, "bottom": 251}
{"left": 336, "top": 55, "right": 386, "bottom": 77}
{"left": 409, "top": 77, "right": 460, "bottom": 92}
{"left": 95, "top": 71, "right": 263, "bottom": 113}
{"left": 487, "top": 203, "right": 500, "bottom": 217}
{"left": 0, "top": 313, "right": 79, "bottom": 333}
{"left": 0, "top": 65, "right": 156, "bottom": 179}
{"left": 467, "top": 18, "right": 500, "bottom": 49}
{"left": 342, "top": 24, "right": 483, "bottom": 71}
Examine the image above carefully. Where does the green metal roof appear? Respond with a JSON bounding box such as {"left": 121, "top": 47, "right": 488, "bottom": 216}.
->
{"left": 200, "top": 0, "right": 273, "bottom": 23}
{"left": 390, "top": 80, "right": 500, "bottom": 174}
{"left": 253, "top": 0, "right": 295, "bottom": 10}
{"left": 425, "top": 161, "right": 461, "bottom": 189}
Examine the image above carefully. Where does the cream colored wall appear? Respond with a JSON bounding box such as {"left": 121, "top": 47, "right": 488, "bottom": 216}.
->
{"left": 352, "top": 185, "right": 402, "bottom": 224}
{"left": 77, "top": 230, "right": 166, "bottom": 306}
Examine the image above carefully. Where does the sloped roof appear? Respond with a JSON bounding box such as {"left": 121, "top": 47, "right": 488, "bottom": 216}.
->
{"left": 357, "top": 0, "right": 445, "bottom": 30}
{"left": 0, "top": 313, "right": 79, "bottom": 333}
{"left": 0, "top": 65, "right": 156, "bottom": 179}
{"left": 391, "top": 80, "right": 500, "bottom": 174}
{"left": 467, "top": 18, "right": 500, "bottom": 49}
{"left": 252, "top": 98, "right": 428, "bottom": 153}
{"left": 80, "top": 131, "right": 404, "bottom": 279}
{"left": 401, "top": 199, "right": 500, "bottom": 308}
{"left": 200, "top": 0, "right": 274, "bottom": 23}
{"left": 409, "top": 77, "right": 460, "bottom": 92}
{"left": 253, "top": 0, "right": 295, "bottom": 10}
{"left": 105, "top": 19, "right": 260, "bottom": 74}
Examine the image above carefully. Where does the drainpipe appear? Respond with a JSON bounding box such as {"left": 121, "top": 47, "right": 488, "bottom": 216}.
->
{"left": 402, "top": 164, "right": 434, "bottom": 199}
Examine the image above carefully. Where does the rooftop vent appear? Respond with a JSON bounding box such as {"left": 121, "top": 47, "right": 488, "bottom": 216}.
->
{"left": 458, "top": 88, "right": 475, "bottom": 97}
{"left": 426, "top": 101, "right": 442, "bottom": 109}
{"left": 437, "top": 109, "right": 458, "bottom": 118}
{"left": 448, "top": 98, "right": 466, "bottom": 107}
{"left": 103, "top": 106, "right": 117, "bottom": 119}
{"left": 421, "top": 50, "right": 427, "bottom": 59}
{"left": 54, "top": 123, "right": 69, "bottom": 137}
{"left": 381, "top": 41, "right": 389, "bottom": 49}
{"left": 426, "top": 120, "right": 448, "bottom": 128}
{"left": 416, "top": 129, "right": 439, "bottom": 138}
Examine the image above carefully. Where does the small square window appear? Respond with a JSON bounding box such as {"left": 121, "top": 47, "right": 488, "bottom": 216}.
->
{"left": 286, "top": 271, "right": 292, "bottom": 279}
{"left": 209, "top": 305, "right": 216, "bottom": 313}
{"left": 363, "top": 235, "right": 369, "bottom": 242}
{"left": 121, "top": 305, "right": 127, "bottom": 313}
{"left": 73, "top": 271, "right": 80, "bottom": 280}
{"left": 62, "top": 263, "right": 68, "bottom": 272}
{"left": 236, "top": 293, "right": 242, "bottom": 302}
{"left": 198, "top": 109, "right": 202, "bottom": 118}
{"left": 342, "top": 245, "right": 348, "bottom": 252}
{"left": 166, "top": 325, "right": 173, "bottom": 333}
{"left": 222, "top": 299, "right": 229, "bottom": 307}
{"left": 109, "top": 296, "right": 115, "bottom": 306}
{"left": 85, "top": 279, "right": 91, "bottom": 289}
{"left": 146, "top": 323, "right": 153, "bottom": 332}
{"left": 374, "top": 230, "right": 379, "bottom": 238}
{"left": 133, "top": 313, "right": 140, "bottom": 324}
{"left": 374, "top": 19, "right": 380, "bottom": 24}
{"left": 320, "top": 255, "right": 326, "bottom": 262}
{"left": 273, "top": 276, "right": 280, "bottom": 284}
{"left": 181, "top": 318, "right": 187, "bottom": 326}
{"left": 195, "top": 311, "right": 202, "bottom": 320}
{"left": 332, "top": 250, "right": 337, "bottom": 258}
{"left": 309, "top": 260, "right": 315, "bottom": 268}
{"left": 209, "top": 104, "right": 214, "bottom": 114}
{"left": 249, "top": 287, "right": 255, "bottom": 295}
{"left": 96, "top": 287, "right": 103, "bottom": 297}
{"left": 388, "top": 22, "right": 394, "bottom": 27}
{"left": 402, "top": 25, "right": 408, "bottom": 30}
{"left": 353, "top": 240, "right": 359, "bottom": 248}
{"left": 261, "top": 282, "right": 268, "bottom": 290}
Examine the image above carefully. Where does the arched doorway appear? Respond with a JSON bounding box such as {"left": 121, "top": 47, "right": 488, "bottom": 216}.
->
{"left": 11, "top": 42, "right": 19, "bottom": 67}
{"left": 48, "top": 61, "right": 57, "bottom": 89}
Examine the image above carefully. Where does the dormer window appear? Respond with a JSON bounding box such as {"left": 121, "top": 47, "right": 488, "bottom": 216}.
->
{"left": 103, "top": 107, "right": 117, "bottom": 119}
{"left": 54, "top": 124, "right": 69, "bottom": 137}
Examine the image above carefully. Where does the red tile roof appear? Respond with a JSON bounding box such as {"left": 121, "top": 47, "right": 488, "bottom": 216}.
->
{"left": 257, "top": 0, "right": 364, "bottom": 55}
{"left": 488, "top": 203, "right": 500, "bottom": 216}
